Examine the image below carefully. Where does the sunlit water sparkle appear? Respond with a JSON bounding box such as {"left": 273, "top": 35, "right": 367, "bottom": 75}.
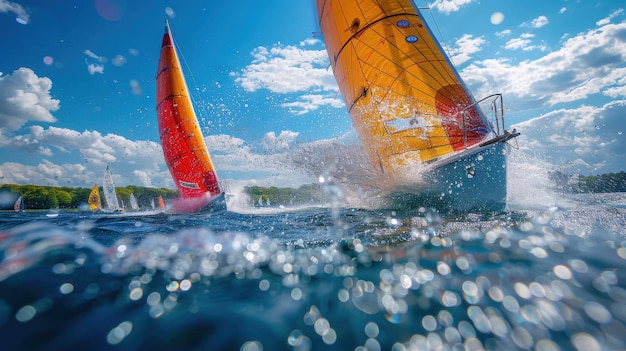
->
{"left": 0, "top": 192, "right": 625, "bottom": 350}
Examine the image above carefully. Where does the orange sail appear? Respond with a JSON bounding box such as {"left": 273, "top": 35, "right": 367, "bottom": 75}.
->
{"left": 157, "top": 195, "right": 165, "bottom": 210}
{"left": 316, "top": 0, "right": 496, "bottom": 171}
{"left": 156, "top": 20, "right": 222, "bottom": 200}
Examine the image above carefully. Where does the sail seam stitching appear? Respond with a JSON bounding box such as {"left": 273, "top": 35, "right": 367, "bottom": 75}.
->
{"left": 334, "top": 13, "right": 419, "bottom": 64}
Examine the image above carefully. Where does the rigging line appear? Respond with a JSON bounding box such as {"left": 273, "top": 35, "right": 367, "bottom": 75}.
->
{"left": 412, "top": 0, "right": 455, "bottom": 65}
{"left": 170, "top": 33, "right": 207, "bottom": 121}
{"left": 412, "top": 0, "right": 492, "bottom": 129}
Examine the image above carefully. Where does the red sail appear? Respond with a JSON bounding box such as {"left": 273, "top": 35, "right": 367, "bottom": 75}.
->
{"left": 156, "top": 20, "right": 221, "bottom": 199}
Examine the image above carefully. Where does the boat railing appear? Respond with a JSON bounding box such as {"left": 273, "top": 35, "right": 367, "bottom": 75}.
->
{"left": 461, "top": 93, "right": 505, "bottom": 149}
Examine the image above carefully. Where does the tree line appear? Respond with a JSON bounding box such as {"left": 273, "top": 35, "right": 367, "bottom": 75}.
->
{"left": 8, "top": 171, "right": 621, "bottom": 211}
{"left": 0, "top": 184, "right": 178, "bottom": 210}
{"left": 548, "top": 171, "right": 626, "bottom": 193}
{"left": 244, "top": 183, "right": 325, "bottom": 206}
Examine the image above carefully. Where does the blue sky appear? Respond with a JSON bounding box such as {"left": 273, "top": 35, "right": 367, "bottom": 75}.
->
{"left": 1, "top": 0, "right": 625, "bottom": 195}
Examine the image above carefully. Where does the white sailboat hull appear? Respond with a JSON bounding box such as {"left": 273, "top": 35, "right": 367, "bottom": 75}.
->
{"left": 165, "top": 192, "right": 228, "bottom": 214}
{"left": 389, "top": 139, "right": 514, "bottom": 212}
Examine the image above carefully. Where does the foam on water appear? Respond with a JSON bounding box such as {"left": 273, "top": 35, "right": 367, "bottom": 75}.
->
{"left": 506, "top": 149, "right": 571, "bottom": 211}
{"left": 289, "top": 137, "right": 575, "bottom": 213}
{"left": 226, "top": 190, "right": 325, "bottom": 215}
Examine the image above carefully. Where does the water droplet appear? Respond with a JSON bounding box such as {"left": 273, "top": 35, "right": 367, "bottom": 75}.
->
{"left": 535, "top": 339, "right": 560, "bottom": 351}
{"left": 291, "top": 287, "right": 302, "bottom": 300}
{"left": 287, "top": 329, "right": 303, "bottom": 346}
{"left": 129, "top": 287, "right": 143, "bottom": 301}
{"left": 60, "top": 283, "right": 74, "bottom": 294}
{"left": 422, "top": 315, "right": 437, "bottom": 331}
{"left": 572, "top": 333, "right": 601, "bottom": 351}
{"left": 314, "top": 317, "right": 330, "bottom": 336}
{"left": 364, "top": 322, "right": 379, "bottom": 338}
{"left": 106, "top": 321, "right": 133, "bottom": 345}
{"left": 490, "top": 12, "right": 504, "bottom": 25}
{"left": 584, "top": 301, "right": 612, "bottom": 324}
{"left": 241, "top": 341, "right": 263, "bottom": 351}
{"left": 15, "top": 305, "right": 36, "bottom": 322}
{"left": 553, "top": 265, "right": 572, "bottom": 280}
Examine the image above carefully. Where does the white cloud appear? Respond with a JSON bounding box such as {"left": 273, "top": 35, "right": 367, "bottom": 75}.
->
{"left": 281, "top": 94, "right": 344, "bottom": 115}
{"left": 496, "top": 29, "right": 511, "bottom": 38}
{"left": 604, "top": 78, "right": 626, "bottom": 98}
{"left": 0, "top": 0, "right": 29, "bottom": 24}
{"left": 0, "top": 161, "right": 62, "bottom": 184}
{"left": 86, "top": 63, "right": 104, "bottom": 75}
{"left": 262, "top": 130, "right": 299, "bottom": 152}
{"left": 520, "top": 15, "right": 549, "bottom": 29}
{"left": 84, "top": 49, "right": 106, "bottom": 75}
{"left": 234, "top": 40, "right": 343, "bottom": 115}
{"left": 235, "top": 43, "right": 335, "bottom": 94}
{"left": 299, "top": 38, "right": 321, "bottom": 46}
{"left": 596, "top": 8, "right": 623, "bottom": 26}
{"left": 449, "top": 34, "right": 485, "bottom": 65}
{"left": 0, "top": 68, "right": 59, "bottom": 131}
{"left": 83, "top": 50, "right": 106, "bottom": 62}
{"left": 527, "top": 15, "right": 549, "bottom": 28}
{"left": 429, "top": 0, "right": 473, "bottom": 14}
{"left": 0, "top": 123, "right": 316, "bottom": 190}
{"left": 204, "top": 132, "right": 314, "bottom": 188}
{"left": 205, "top": 134, "right": 246, "bottom": 154}
{"left": 460, "top": 22, "right": 626, "bottom": 108}
{"left": 132, "top": 169, "right": 154, "bottom": 188}
{"left": 503, "top": 33, "right": 546, "bottom": 51}
{"left": 0, "top": 125, "right": 167, "bottom": 187}
{"left": 513, "top": 101, "right": 626, "bottom": 174}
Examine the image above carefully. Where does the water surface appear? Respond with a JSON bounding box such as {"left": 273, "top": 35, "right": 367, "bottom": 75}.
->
{"left": 1, "top": 193, "right": 625, "bottom": 350}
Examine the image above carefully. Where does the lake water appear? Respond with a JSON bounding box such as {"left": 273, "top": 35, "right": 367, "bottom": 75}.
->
{"left": 1, "top": 190, "right": 625, "bottom": 350}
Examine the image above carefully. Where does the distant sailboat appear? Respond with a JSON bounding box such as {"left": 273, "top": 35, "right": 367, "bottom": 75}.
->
{"left": 157, "top": 195, "right": 166, "bottom": 210}
{"left": 156, "top": 19, "right": 226, "bottom": 213}
{"left": 88, "top": 185, "right": 102, "bottom": 211}
{"left": 102, "top": 166, "right": 123, "bottom": 212}
{"left": 316, "top": 0, "right": 519, "bottom": 211}
{"left": 13, "top": 195, "right": 24, "bottom": 212}
{"left": 129, "top": 193, "right": 139, "bottom": 210}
